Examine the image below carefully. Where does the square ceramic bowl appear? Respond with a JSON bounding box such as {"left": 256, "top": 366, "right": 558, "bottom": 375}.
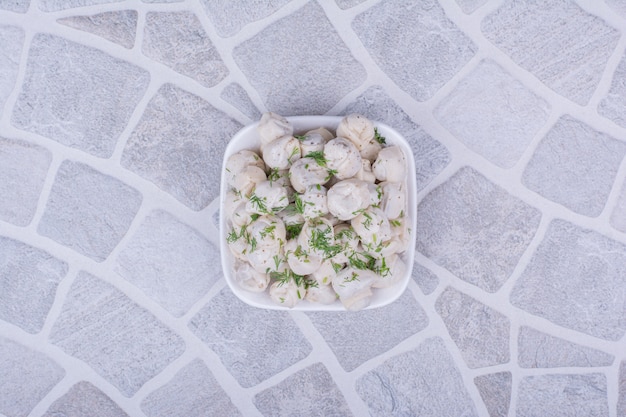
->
{"left": 220, "top": 116, "right": 417, "bottom": 310}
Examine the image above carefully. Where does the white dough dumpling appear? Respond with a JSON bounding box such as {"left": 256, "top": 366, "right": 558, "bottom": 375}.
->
{"left": 224, "top": 112, "right": 412, "bottom": 310}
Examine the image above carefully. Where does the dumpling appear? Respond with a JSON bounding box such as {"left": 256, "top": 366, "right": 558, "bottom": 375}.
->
{"left": 372, "top": 254, "right": 406, "bottom": 289}
{"left": 225, "top": 150, "right": 265, "bottom": 188}
{"left": 232, "top": 165, "right": 267, "bottom": 197}
{"left": 336, "top": 114, "right": 381, "bottom": 161}
{"left": 300, "top": 185, "right": 328, "bottom": 220}
{"left": 269, "top": 278, "right": 306, "bottom": 308}
{"left": 262, "top": 135, "right": 302, "bottom": 170}
{"left": 332, "top": 267, "right": 377, "bottom": 311}
{"left": 372, "top": 146, "right": 406, "bottom": 182}
{"left": 257, "top": 112, "right": 293, "bottom": 146}
{"left": 284, "top": 238, "right": 322, "bottom": 276}
{"left": 298, "top": 131, "right": 329, "bottom": 156}
{"left": 323, "top": 138, "right": 362, "bottom": 180}
{"left": 234, "top": 262, "right": 270, "bottom": 292}
{"left": 351, "top": 207, "right": 392, "bottom": 247}
{"left": 327, "top": 179, "right": 371, "bottom": 221}
{"left": 378, "top": 181, "right": 405, "bottom": 220}
{"left": 305, "top": 283, "right": 337, "bottom": 304}
{"left": 246, "top": 180, "right": 289, "bottom": 215}
{"left": 289, "top": 157, "right": 329, "bottom": 193}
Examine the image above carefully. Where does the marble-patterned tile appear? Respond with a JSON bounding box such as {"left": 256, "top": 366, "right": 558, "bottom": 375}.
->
{"left": 353, "top": 0, "right": 476, "bottom": 101}
{"left": 57, "top": 10, "right": 137, "bottom": 49}
{"left": 12, "top": 34, "right": 149, "bottom": 158}
{"left": 522, "top": 115, "right": 626, "bottom": 217}
{"left": 511, "top": 219, "right": 626, "bottom": 341}
{"left": 220, "top": 82, "right": 261, "bottom": 121}
{"left": 417, "top": 167, "right": 541, "bottom": 292}
{"left": 38, "top": 161, "right": 142, "bottom": 262}
{"left": 599, "top": 53, "right": 626, "bottom": 128}
{"left": 43, "top": 381, "right": 128, "bottom": 417}
{"left": 49, "top": 271, "right": 186, "bottom": 397}
{"left": 199, "top": 0, "right": 292, "bottom": 37}
{"left": 0, "top": 25, "right": 24, "bottom": 114}
{"left": 474, "top": 372, "right": 511, "bottom": 417}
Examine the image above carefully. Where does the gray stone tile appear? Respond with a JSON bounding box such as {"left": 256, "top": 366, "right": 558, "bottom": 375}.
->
{"left": 518, "top": 326, "right": 614, "bottom": 368}
{"left": 356, "top": 337, "right": 478, "bottom": 417}
{"left": 334, "top": 0, "right": 365, "bottom": 9}
{"left": 605, "top": 0, "right": 626, "bottom": 18}
{"left": 474, "top": 372, "right": 511, "bottom": 417}
{"left": 0, "top": 137, "right": 51, "bottom": 226}
{"left": 516, "top": 374, "right": 608, "bottom": 417}
{"left": 122, "top": 83, "right": 242, "bottom": 211}
{"left": 599, "top": 54, "right": 626, "bottom": 128}
{"left": 0, "top": 236, "right": 67, "bottom": 333}
{"left": 617, "top": 361, "right": 626, "bottom": 416}
{"left": 221, "top": 82, "right": 261, "bottom": 120}
{"left": 417, "top": 167, "right": 541, "bottom": 292}
{"left": 38, "top": 0, "right": 122, "bottom": 11}
{"left": 142, "top": 359, "right": 241, "bottom": 417}
{"left": 38, "top": 161, "right": 142, "bottom": 262}
{"left": 233, "top": 2, "right": 366, "bottom": 115}
{"left": 188, "top": 289, "right": 312, "bottom": 388}
{"left": 611, "top": 179, "right": 626, "bottom": 233}
{"left": 434, "top": 60, "right": 550, "bottom": 168}
{"left": 511, "top": 219, "right": 626, "bottom": 341}
{"left": 342, "top": 85, "right": 451, "bottom": 191}
{"left": 143, "top": 11, "right": 227, "bottom": 87}
{"left": 11, "top": 34, "right": 149, "bottom": 158}
{"left": 199, "top": 0, "right": 291, "bottom": 37}
{"left": 0, "top": 25, "right": 24, "bottom": 113}
{"left": 412, "top": 262, "right": 438, "bottom": 295}
{"left": 0, "top": 0, "right": 30, "bottom": 12}
{"left": 436, "top": 287, "right": 509, "bottom": 368}
{"left": 49, "top": 271, "right": 185, "bottom": 397}
{"left": 307, "top": 290, "right": 429, "bottom": 372}
{"left": 455, "top": 0, "right": 488, "bottom": 14}
{"left": 0, "top": 337, "right": 64, "bottom": 417}
{"left": 115, "top": 210, "right": 220, "bottom": 317}
{"left": 482, "top": 0, "right": 619, "bottom": 105}
{"left": 43, "top": 381, "right": 128, "bottom": 417}
{"left": 57, "top": 10, "right": 137, "bottom": 49}
{"left": 522, "top": 116, "right": 626, "bottom": 217}
{"left": 353, "top": 0, "right": 476, "bottom": 102}
{"left": 254, "top": 363, "right": 352, "bottom": 417}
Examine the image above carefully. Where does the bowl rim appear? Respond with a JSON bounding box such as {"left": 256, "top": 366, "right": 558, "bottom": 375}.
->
{"left": 219, "top": 115, "right": 417, "bottom": 310}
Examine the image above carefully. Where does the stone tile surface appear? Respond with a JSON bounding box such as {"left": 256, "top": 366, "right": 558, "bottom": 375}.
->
{"left": 0, "top": 25, "right": 23, "bottom": 113}
{"left": 474, "top": 372, "right": 511, "bottom": 417}
{"left": 143, "top": 11, "right": 227, "bottom": 87}
{"left": 57, "top": 10, "right": 137, "bottom": 49}
{"left": 142, "top": 359, "right": 241, "bottom": 417}
{"left": 353, "top": 0, "right": 476, "bottom": 102}
{"left": 199, "top": 0, "right": 291, "bottom": 37}
{"left": 516, "top": 374, "right": 608, "bottom": 417}
{"left": 0, "top": 236, "right": 67, "bottom": 333}
{"left": 522, "top": 115, "right": 626, "bottom": 217}
{"left": 417, "top": 167, "right": 541, "bottom": 292}
{"left": 436, "top": 287, "right": 510, "bottom": 368}
{"left": 412, "top": 262, "right": 439, "bottom": 295}
{"left": 38, "top": 161, "right": 142, "bottom": 262}
{"left": 254, "top": 363, "right": 352, "bottom": 417}
{"left": 518, "top": 326, "right": 614, "bottom": 368}
{"left": 12, "top": 34, "right": 149, "bottom": 158}
{"left": 307, "top": 290, "right": 429, "bottom": 372}
{"left": 599, "top": 54, "right": 626, "bottom": 128}
{"left": 2, "top": 1, "right": 626, "bottom": 415}
{"left": 233, "top": 1, "right": 366, "bottom": 115}
{"left": 188, "top": 289, "right": 312, "bottom": 388}
{"left": 122, "top": 83, "right": 241, "bottom": 211}
{"left": 0, "top": 337, "right": 64, "bottom": 417}
{"left": 342, "top": 85, "right": 452, "bottom": 191}
{"left": 511, "top": 219, "right": 626, "bottom": 340}
{"left": 611, "top": 179, "right": 626, "bottom": 233}
{"left": 434, "top": 60, "right": 550, "bottom": 168}
{"left": 0, "top": 137, "right": 51, "bottom": 226}
{"left": 356, "top": 337, "right": 478, "bottom": 417}
{"left": 482, "top": 0, "right": 620, "bottom": 105}
{"left": 115, "top": 210, "right": 220, "bottom": 317}
{"left": 43, "top": 381, "right": 129, "bottom": 417}
{"left": 0, "top": 0, "right": 30, "bottom": 12}
{"left": 49, "top": 271, "right": 186, "bottom": 397}
{"left": 220, "top": 82, "right": 261, "bottom": 121}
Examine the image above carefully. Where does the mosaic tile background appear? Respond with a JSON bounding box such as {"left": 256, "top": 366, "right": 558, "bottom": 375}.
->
{"left": 1, "top": 0, "right": 625, "bottom": 416}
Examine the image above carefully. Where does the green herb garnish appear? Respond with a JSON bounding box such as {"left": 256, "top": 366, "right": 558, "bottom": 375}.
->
{"left": 374, "top": 127, "right": 386, "bottom": 144}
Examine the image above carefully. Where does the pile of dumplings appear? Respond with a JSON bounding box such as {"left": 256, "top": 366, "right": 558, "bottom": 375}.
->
{"left": 223, "top": 113, "right": 410, "bottom": 311}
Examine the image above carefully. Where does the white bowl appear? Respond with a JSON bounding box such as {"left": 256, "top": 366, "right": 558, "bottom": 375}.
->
{"left": 219, "top": 116, "right": 417, "bottom": 310}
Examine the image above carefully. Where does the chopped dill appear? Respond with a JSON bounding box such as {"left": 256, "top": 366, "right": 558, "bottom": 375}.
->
{"left": 249, "top": 194, "right": 269, "bottom": 214}
{"left": 286, "top": 223, "right": 304, "bottom": 240}
{"left": 305, "top": 151, "right": 327, "bottom": 167}
{"left": 374, "top": 127, "right": 386, "bottom": 144}
{"left": 294, "top": 134, "right": 307, "bottom": 141}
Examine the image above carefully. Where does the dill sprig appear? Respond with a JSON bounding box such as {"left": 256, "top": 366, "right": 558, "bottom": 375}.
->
{"left": 374, "top": 127, "right": 386, "bottom": 144}
{"left": 305, "top": 151, "right": 327, "bottom": 167}
{"left": 249, "top": 194, "right": 269, "bottom": 214}
{"left": 309, "top": 226, "right": 342, "bottom": 259}
{"left": 286, "top": 223, "right": 304, "bottom": 240}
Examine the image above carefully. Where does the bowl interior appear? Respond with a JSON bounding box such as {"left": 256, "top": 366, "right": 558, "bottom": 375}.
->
{"left": 219, "top": 116, "right": 417, "bottom": 310}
